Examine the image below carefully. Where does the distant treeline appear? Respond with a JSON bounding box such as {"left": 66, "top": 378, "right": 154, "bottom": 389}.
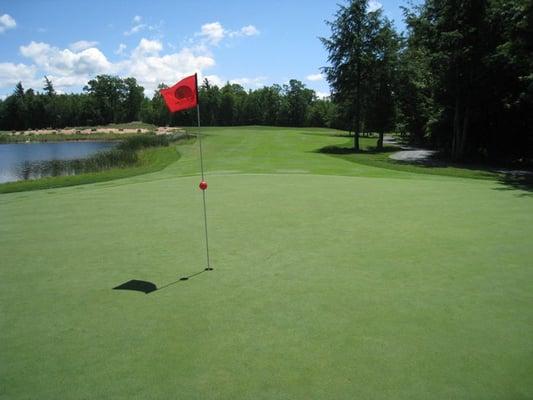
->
{"left": 0, "top": 76, "right": 338, "bottom": 131}
{"left": 1, "top": 0, "right": 531, "bottom": 163}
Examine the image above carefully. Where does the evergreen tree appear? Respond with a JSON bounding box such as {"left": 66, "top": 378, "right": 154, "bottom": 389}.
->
{"left": 321, "top": 0, "right": 386, "bottom": 149}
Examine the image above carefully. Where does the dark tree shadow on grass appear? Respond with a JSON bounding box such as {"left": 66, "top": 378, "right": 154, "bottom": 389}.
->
{"left": 299, "top": 131, "right": 379, "bottom": 139}
{"left": 494, "top": 173, "right": 533, "bottom": 196}
{"left": 315, "top": 144, "right": 399, "bottom": 154}
{"left": 315, "top": 144, "right": 533, "bottom": 196}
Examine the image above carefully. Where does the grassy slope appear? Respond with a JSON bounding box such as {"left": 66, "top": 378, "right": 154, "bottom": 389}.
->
{"left": 1, "top": 126, "right": 532, "bottom": 399}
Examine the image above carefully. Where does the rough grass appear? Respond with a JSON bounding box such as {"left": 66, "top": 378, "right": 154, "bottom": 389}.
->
{"left": 0, "top": 134, "right": 193, "bottom": 194}
{"left": 1, "top": 126, "right": 532, "bottom": 399}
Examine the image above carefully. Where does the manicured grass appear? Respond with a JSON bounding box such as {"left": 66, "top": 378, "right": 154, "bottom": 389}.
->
{"left": 1, "top": 126, "right": 532, "bottom": 399}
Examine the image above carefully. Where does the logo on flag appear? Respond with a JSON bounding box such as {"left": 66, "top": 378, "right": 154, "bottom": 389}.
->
{"left": 160, "top": 74, "right": 198, "bottom": 113}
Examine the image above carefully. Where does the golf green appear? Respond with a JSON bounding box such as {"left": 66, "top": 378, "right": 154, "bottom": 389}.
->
{"left": 1, "top": 127, "right": 532, "bottom": 399}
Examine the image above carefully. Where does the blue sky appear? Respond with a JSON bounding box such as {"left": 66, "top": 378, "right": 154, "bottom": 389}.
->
{"left": 0, "top": 0, "right": 414, "bottom": 99}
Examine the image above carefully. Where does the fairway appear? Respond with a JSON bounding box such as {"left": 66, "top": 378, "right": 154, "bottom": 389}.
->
{"left": 1, "top": 127, "right": 532, "bottom": 399}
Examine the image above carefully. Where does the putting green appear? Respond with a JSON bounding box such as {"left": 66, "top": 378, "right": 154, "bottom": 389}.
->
{"left": 1, "top": 127, "right": 532, "bottom": 399}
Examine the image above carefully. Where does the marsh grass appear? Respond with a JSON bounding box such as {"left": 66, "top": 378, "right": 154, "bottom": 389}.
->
{"left": 12, "top": 133, "right": 190, "bottom": 182}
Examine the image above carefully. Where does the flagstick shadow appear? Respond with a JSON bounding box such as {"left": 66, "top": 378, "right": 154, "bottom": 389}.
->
{"left": 113, "top": 268, "right": 210, "bottom": 295}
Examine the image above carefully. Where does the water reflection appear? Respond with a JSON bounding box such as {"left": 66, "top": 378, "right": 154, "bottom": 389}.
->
{"left": 0, "top": 142, "right": 116, "bottom": 183}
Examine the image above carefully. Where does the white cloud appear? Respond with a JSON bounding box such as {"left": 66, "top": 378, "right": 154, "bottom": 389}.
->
{"left": 124, "top": 23, "right": 147, "bottom": 36}
{"left": 123, "top": 15, "right": 162, "bottom": 37}
{"left": 199, "top": 74, "right": 268, "bottom": 90}
{"left": 3, "top": 20, "right": 260, "bottom": 94}
{"left": 18, "top": 41, "right": 114, "bottom": 89}
{"left": 124, "top": 16, "right": 147, "bottom": 36}
{"left": 200, "top": 75, "right": 267, "bottom": 89}
{"left": 115, "top": 43, "right": 127, "bottom": 55}
{"left": 368, "top": 0, "right": 382, "bottom": 12}
{"left": 125, "top": 39, "right": 215, "bottom": 93}
{"left": 13, "top": 38, "right": 215, "bottom": 93}
{"left": 198, "top": 22, "right": 225, "bottom": 45}
{"left": 239, "top": 25, "right": 260, "bottom": 37}
{"left": 20, "top": 41, "right": 113, "bottom": 76}
{"left": 315, "top": 91, "right": 330, "bottom": 99}
{"left": 0, "top": 14, "right": 16, "bottom": 33}
{"left": 0, "top": 62, "right": 38, "bottom": 89}
{"left": 306, "top": 73, "right": 324, "bottom": 82}
{"left": 198, "top": 22, "right": 260, "bottom": 45}
{"left": 132, "top": 38, "right": 163, "bottom": 57}
{"left": 230, "top": 76, "right": 267, "bottom": 88}
{"left": 203, "top": 74, "right": 224, "bottom": 87}
{"left": 69, "top": 40, "right": 99, "bottom": 52}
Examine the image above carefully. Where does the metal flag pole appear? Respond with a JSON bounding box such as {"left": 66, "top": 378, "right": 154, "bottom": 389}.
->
{"left": 195, "top": 75, "right": 212, "bottom": 271}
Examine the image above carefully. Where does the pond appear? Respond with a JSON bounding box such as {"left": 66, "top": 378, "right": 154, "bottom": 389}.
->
{"left": 0, "top": 141, "right": 117, "bottom": 183}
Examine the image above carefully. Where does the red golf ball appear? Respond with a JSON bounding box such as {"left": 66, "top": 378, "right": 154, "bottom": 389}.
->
{"left": 199, "top": 181, "right": 208, "bottom": 190}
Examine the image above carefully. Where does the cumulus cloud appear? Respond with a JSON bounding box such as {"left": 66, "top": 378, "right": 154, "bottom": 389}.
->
{"left": 3, "top": 20, "right": 259, "bottom": 94}
{"left": 124, "top": 24, "right": 146, "bottom": 36}
{"left": 368, "top": 0, "right": 382, "bottom": 12}
{"left": 69, "top": 40, "right": 99, "bottom": 52}
{"left": 198, "top": 22, "right": 225, "bottom": 45}
{"left": 230, "top": 76, "right": 267, "bottom": 88}
{"left": 20, "top": 41, "right": 113, "bottom": 77}
{"left": 4, "top": 38, "right": 215, "bottom": 94}
{"left": 198, "top": 22, "right": 260, "bottom": 45}
{"left": 123, "top": 15, "right": 162, "bottom": 37}
{"left": 0, "top": 62, "right": 38, "bottom": 89}
{"left": 315, "top": 91, "right": 330, "bottom": 99}
{"left": 123, "top": 39, "right": 215, "bottom": 93}
{"left": 0, "top": 13, "right": 16, "bottom": 33}
{"left": 115, "top": 43, "right": 127, "bottom": 55}
{"left": 240, "top": 25, "right": 260, "bottom": 36}
{"left": 229, "top": 25, "right": 260, "bottom": 38}
{"left": 306, "top": 73, "right": 324, "bottom": 82}
{"left": 124, "top": 15, "right": 147, "bottom": 36}
{"left": 201, "top": 75, "right": 267, "bottom": 90}
{"left": 132, "top": 38, "right": 163, "bottom": 57}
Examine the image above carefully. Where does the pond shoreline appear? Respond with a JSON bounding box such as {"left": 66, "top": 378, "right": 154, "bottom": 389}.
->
{"left": 0, "top": 141, "right": 119, "bottom": 184}
{"left": 0, "top": 134, "right": 194, "bottom": 194}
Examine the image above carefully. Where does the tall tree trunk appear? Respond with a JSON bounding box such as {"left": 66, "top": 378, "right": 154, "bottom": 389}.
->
{"left": 452, "top": 94, "right": 469, "bottom": 161}
{"left": 377, "top": 130, "right": 384, "bottom": 150}
{"left": 452, "top": 95, "right": 462, "bottom": 160}
{"left": 354, "top": 62, "right": 361, "bottom": 151}
{"left": 459, "top": 105, "right": 469, "bottom": 159}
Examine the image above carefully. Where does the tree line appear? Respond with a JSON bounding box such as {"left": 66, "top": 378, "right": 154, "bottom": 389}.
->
{"left": 0, "top": 76, "right": 339, "bottom": 131}
{"left": 0, "top": 76, "right": 145, "bottom": 131}
{"left": 1, "top": 0, "right": 531, "bottom": 163}
{"left": 142, "top": 79, "right": 339, "bottom": 128}
{"left": 323, "top": 0, "right": 532, "bottom": 161}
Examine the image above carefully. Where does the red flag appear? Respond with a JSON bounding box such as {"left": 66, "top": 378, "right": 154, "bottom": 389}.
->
{"left": 160, "top": 74, "right": 198, "bottom": 113}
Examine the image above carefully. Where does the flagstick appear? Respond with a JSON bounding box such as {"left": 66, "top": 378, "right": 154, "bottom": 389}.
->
{"left": 196, "top": 104, "right": 212, "bottom": 271}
